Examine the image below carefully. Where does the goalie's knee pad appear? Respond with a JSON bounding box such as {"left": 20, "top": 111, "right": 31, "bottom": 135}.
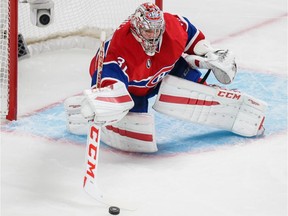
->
{"left": 153, "top": 75, "right": 267, "bottom": 137}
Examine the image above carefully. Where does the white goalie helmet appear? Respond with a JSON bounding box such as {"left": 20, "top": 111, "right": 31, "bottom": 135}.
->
{"left": 130, "top": 2, "right": 165, "bottom": 56}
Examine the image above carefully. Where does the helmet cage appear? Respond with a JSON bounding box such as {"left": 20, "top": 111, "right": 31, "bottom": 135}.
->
{"left": 130, "top": 3, "right": 165, "bottom": 56}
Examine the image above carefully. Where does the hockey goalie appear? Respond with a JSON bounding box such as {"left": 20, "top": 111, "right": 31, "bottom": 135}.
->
{"left": 64, "top": 3, "right": 266, "bottom": 153}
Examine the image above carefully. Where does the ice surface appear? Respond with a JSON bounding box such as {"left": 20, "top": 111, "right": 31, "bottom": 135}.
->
{"left": 1, "top": 0, "right": 287, "bottom": 216}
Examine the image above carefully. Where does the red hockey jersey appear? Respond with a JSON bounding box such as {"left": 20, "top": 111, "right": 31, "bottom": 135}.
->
{"left": 90, "top": 13, "right": 205, "bottom": 97}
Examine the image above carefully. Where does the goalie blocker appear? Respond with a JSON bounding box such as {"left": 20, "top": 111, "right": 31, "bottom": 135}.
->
{"left": 153, "top": 75, "right": 266, "bottom": 137}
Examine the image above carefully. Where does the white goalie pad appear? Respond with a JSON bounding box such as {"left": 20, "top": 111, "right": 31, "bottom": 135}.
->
{"left": 153, "top": 75, "right": 267, "bottom": 137}
{"left": 64, "top": 96, "right": 157, "bottom": 152}
{"left": 101, "top": 112, "right": 157, "bottom": 153}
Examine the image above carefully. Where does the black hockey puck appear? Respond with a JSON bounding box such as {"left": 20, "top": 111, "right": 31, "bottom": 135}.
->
{"left": 109, "top": 206, "right": 120, "bottom": 215}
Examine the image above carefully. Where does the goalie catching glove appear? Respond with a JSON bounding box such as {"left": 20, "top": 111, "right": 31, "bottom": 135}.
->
{"left": 184, "top": 40, "right": 237, "bottom": 84}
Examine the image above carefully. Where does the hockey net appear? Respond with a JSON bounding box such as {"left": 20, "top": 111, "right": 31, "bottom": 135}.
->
{"left": 0, "top": 0, "right": 162, "bottom": 121}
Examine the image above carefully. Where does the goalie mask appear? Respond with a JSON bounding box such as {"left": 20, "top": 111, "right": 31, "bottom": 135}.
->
{"left": 130, "top": 2, "right": 165, "bottom": 56}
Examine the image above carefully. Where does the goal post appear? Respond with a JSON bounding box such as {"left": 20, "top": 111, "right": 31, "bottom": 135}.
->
{"left": 0, "top": 0, "right": 163, "bottom": 121}
{"left": 156, "top": 0, "right": 163, "bottom": 10}
{"left": 1, "top": 0, "right": 18, "bottom": 121}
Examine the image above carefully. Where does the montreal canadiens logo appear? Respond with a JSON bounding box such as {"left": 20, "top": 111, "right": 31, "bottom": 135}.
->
{"left": 146, "top": 65, "right": 174, "bottom": 87}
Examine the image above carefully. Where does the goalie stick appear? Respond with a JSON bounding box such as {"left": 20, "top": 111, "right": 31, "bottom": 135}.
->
{"left": 200, "top": 69, "right": 211, "bottom": 84}
{"left": 96, "top": 31, "right": 105, "bottom": 89}
{"left": 82, "top": 31, "right": 137, "bottom": 211}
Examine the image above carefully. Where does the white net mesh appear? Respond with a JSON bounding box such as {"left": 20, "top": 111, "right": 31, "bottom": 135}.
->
{"left": 19, "top": 0, "right": 149, "bottom": 44}
{"left": 0, "top": 0, "right": 10, "bottom": 117}
{"left": 1, "top": 0, "right": 152, "bottom": 119}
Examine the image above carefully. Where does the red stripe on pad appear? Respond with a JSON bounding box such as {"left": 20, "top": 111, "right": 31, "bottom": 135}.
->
{"left": 159, "top": 94, "right": 220, "bottom": 106}
{"left": 96, "top": 95, "right": 132, "bottom": 103}
{"left": 105, "top": 125, "right": 153, "bottom": 142}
